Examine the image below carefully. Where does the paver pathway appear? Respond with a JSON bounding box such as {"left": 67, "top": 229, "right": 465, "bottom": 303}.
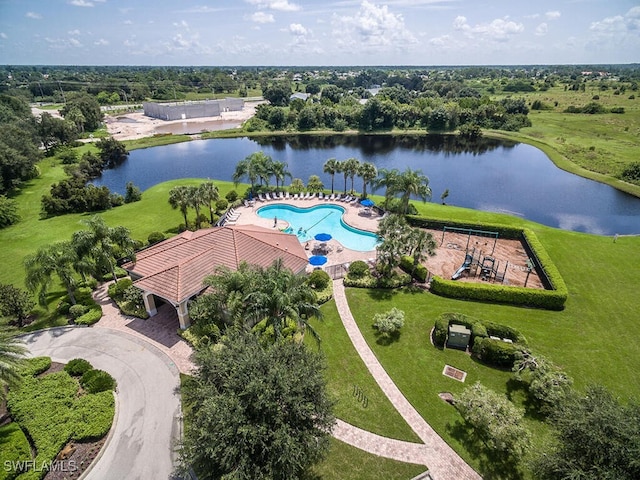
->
{"left": 332, "top": 279, "right": 482, "bottom": 480}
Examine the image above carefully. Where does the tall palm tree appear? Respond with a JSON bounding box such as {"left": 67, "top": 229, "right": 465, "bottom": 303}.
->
{"left": 406, "top": 228, "right": 437, "bottom": 275}
{"left": 323, "top": 158, "right": 340, "bottom": 194}
{"left": 336, "top": 160, "right": 348, "bottom": 195}
{"left": 24, "top": 241, "right": 79, "bottom": 305}
{"left": 343, "top": 158, "right": 361, "bottom": 195}
{"left": 244, "top": 259, "right": 322, "bottom": 343}
{"left": 373, "top": 168, "right": 400, "bottom": 207}
{"left": 198, "top": 181, "right": 220, "bottom": 224}
{"left": 393, "top": 168, "right": 432, "bottom": 214}
{"left": 271, "top": 161, "right": 292, "bottom": 192}
{"left": 0, "top": 329, "right": 26, "bottom": 402}
{"left": 358, "top": 162, "right": 378, "bottom": 198}
{"left": 71, "top": 216, "right": 137, "bottom": 282}
{"left": 187, "top": 185, "right": 204, "bottom": 229}
{"left": 233, "top": 152, "right": 269, "bottom": 196}
{"left": 169, "top": 185, "right": 191, "bottom": 226}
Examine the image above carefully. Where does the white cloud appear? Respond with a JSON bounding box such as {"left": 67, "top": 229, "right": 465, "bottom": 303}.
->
{"left": 68, "top": 0, "right": 96, "bottom": 7}
{"left": 246, "top": 0, "right": 301, "bottom": 12}
{"left": 69, "top": 38, "right": 82, "bottom": 47}
{"left": 332, "top": 1, "right": 417, "bottom": 51}
{"left": 453, "top": 15, "right": 524, "bottom": 42}
{"left": 545, "top": 11, "right": 561, "bottom": 20}
{"left": 68, "top": 29, "right": 81, "bottom": 36}
{"left": 26, "top": 12, "right": 42, "bottom": 19}
{"left": 173, "top": 20, "right": 190, "bottom": 30}
{"left": 590, "top": 6, "right": 640, "bottom": 35}
{"left": 251, "top": 12, "right": 275, "bottom": 23}
{"left": 288, "top": 23, "right": 308, "bottom": 36}
{"left": 0, "top": 32, "right": 7, "bottom": 39}
{"left": 94, "top": 38, "right": 109, "bottom": 46}
{"left": 535, "top": 22, "right": 548, "bottom": 36}
{"left": 586, "top": 6, "right": 640, "bottom": 54}
{"left": 124, "top": 20, "right": 133, "bottom": 25}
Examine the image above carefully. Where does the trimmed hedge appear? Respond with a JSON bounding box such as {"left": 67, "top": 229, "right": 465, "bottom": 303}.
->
{"left": 0, "top": 423, "right": 31, "bottom": 480}
{"left": 72, "top": 391, "right": 115, "bottom": 440}
{"left": 344, "top": 272, "right": 412, "bottom": 289}
{"left": 399, "top": 255, "right": 429, "bottom": 282}
{"left": 433, "top": 312, "right": 526, "bottom": 369}
{"left": 80, "top": 369, "right": 117, "bottom": 394}
{"left": 75, "top": 307, "right": 102, "bottom": 325}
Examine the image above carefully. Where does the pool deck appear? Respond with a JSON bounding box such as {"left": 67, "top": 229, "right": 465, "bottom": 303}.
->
{"left": 231, "top": 195, "right": 383, "bottom": 271}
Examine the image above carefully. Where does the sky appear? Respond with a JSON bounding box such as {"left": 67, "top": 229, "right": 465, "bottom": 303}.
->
{"left": 0, "top": 0, "right": 638, "bottom": 66}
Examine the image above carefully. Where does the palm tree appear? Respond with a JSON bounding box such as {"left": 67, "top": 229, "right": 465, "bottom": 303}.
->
{"left": 169, "top": 185, "right": 191, "bottom": 226}
{"left": 233, "top": 152, "right": 269, "bottom": 196}
{"left": 406, "top": 228, "right": 437, "bottom": 276}
{"left": 244, "top": 259, "right": 322, "bottom": 343}
{"left": 271, "top": 161, "right": 292, "bottom": 192}
{"left": 343, "top": 158, "right": 360, "bottom": 195}
{"left": 358, "top": 162, "right": 378, "bottom": 198}
{"left": 0, "top": 329, "right": 26, "bottom": 401}
{"left": 393, "top": 168, "right": 432, "bottom": 214}
{"left": 336, "top": 160, "right": 348, "bottom": 195}
{"left": 323, "top": 158, "right": 340, "bottom": 194}
{"left": 373, "top": 168, "right": 400, "bottom": 207}
{"left": 24, "top": 241, "right": 79, "bottom": 305}
{"left": 71, "top": 216, "right": 137, "bottom": 282}
{"left": 187, "top": 185, "right": 204, "bottom": 229}
{"left": 198, "top": 181, "right": 220, "bottom": 224}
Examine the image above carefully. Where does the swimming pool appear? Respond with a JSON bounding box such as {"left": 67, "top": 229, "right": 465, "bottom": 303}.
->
{"left": 257, "top": 204, "right": 379, "bottom": 252}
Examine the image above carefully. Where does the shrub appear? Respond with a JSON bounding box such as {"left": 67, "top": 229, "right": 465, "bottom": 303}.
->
{"left": 75, "top": 307, "right": 102, "bottom": 325}
{"left": 81, "top": 369, "right": 116, "bottom": 394}
{"left": 56, "top": 300, "right": 71, "bottom": 315}
{"left": 68, "top": 304, "right": 88, "bottom": 319}
{"left": 0, "top": 423, "right": 31, "bottom": 479}
{"left": 347, "top": 260, "right": 369, "bottom": 279}
{"left": 472, "top": 337, "right": 523, "bottom": 368}
{"left": 399, "top": 255, "right": 429, "bottom": 282}
{"left": 225, "top": 190, "right": 238, "bottom": 203}
{"left": 308, "top": 269, "right": 330, "bottom": 290}
{"left": 433, "top": 312, "right": 485, "bottom": 348}
{"left": 19, "top": 356, "right": 52, "bottom": 377}
{"left": 216, "top": 198, "right": 229, "bottom": 213}
{"left": 373, "top": 307, "right": 405, "bottom": 337}
{"left": 108, "top": 278, "right": 133, "bottom": 300}
{"left": 72, "top": 391, "right": 115, "bottom": 440}
{"left": 64, "top": 358, "right": 93, "bottom": 377}
{"left": 0, "top": 195, "right": 20, "bottom": 229}
{"left": 147, "top": 231, "right": 165, "bottom": 244}
{"left": 102, "top": 266, "right": 128, "bottom": 282}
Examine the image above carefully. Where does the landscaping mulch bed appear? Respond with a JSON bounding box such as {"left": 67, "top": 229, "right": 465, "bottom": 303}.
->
{"left": 44, "top": 438, "right": 106, "bottom": 480}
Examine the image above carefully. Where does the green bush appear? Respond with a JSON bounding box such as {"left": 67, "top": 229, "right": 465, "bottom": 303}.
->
{"left": 147, "top": 231, "right": 165, "bottom": 244}
{"left": 343, "top": 275, "right": 377, "bottom": 288}
{"left": 347, "top": 260, "right": 370, "bottom": 278}
{"left": 225, "top": 190, "right": 238, "bottom": 202}
{"left": 0, "top": 423, "right": 31, "bottom": 480}
{"left": 373, "top": 307, "right": 405, "bottom": 337}
{"left": 74, "top": 307, "right": 102, "bottom": 325}
{"left": 399, "top": 255, "right": 429, "bottom": 282}
{"left": 56, "top": 301, "right": 71, "bottom": 315}
{"left": 68, "top": 304, "right": 88, "bottom": 319}
{"left": 108, "top": 278, "right": 133, "bottom": 300}
{"left": 64, "top": 358, "right": 93, "bottom": 377}
{"left": 101, "top": 266, "right": 128, "bottom": 282}
{"left": 216, "top": 198, "right": 229, "bottom": 213}
{"left": 483, "top": 321, "right": 527, "bottom": 344}
{"left": 433, "top": 312, "right": 485, "bottom": 348}
{"left": 308, "top": 269, "right": 330, "bottom": 290}
{"left": 80, "top": 369, "right": 116, "bottom": 394}
{"left": 472, "top": 337, "right": 524, "bottom": 368}
{"left": 72, "top": 391, "right": 115, "bottom": 440}
{"left": 19, "top": 356, "right": 51, "bottom": 377}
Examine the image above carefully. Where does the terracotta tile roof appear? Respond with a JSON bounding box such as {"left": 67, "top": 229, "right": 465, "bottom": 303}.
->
{"left": 123, "top": 225, "right": 308, "bottom": 305}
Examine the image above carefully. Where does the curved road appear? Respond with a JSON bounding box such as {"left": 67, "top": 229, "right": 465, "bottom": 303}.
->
{"left": 21, "top": 327, "right": 181, "bottom": 480}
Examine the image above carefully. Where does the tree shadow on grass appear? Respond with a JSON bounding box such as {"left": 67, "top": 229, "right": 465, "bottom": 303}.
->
{"left": 374, "top": 329, "right": 402, "bottom": 346}
{"left": 446, "top": 420, "right": 527, "bottom": 480}
{"left": 505, "top": 378, "right": 547, "bottom": 422}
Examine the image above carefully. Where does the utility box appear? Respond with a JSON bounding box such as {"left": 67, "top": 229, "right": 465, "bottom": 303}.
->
{"left": 447, "top": 324, "right": 471, "bottom": 350}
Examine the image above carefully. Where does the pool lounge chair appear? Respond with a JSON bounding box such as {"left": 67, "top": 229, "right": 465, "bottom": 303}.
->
{"left": 285, "top": 192, "right": 290, "bottom": 199}
{"left": 278, "top": 191, "right": 284, "bottom": 199}
{"left": 293, "top": 193, "right": 299, "bottom": 199}
{"left": 258, "top": 193, "right": 266, "bottom": 202}
{"left": 318, "top": 192, "right": 324, "bottom": 200}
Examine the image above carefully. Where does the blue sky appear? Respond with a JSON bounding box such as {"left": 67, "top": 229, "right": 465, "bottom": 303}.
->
{"left": 0, "top": 0, "right": 638, "bottom": 65}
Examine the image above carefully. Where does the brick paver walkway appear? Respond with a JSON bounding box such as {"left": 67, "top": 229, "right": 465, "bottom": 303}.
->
{"left": 333, "top": 279, "right": 482, "bottom": 480}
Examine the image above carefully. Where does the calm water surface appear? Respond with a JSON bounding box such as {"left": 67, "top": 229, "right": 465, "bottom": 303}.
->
{"left": 93, "top": 135, "right": 640, "bottom": 235}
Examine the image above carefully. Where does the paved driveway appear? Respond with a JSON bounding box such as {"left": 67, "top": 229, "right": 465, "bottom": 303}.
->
{"left": 21, "top": 327, "right": 182, "bottom": 480}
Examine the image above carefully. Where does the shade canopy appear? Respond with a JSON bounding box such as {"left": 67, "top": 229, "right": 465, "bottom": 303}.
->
{"left": 314, "top": 233, "right": 332, "bottom": 242}
{"left": 309, "top": 255, "right": 328, "bottom": 266}
{"left": 360, "top": 199, "right": 374, "bottom": 207}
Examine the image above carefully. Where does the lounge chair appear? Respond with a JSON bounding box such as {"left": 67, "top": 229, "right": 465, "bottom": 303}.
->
{"left": 258, "top": 193, "right": 266, "bottom": 202}
{"left": 265, "top": 192, "right": 272, "bottom": 201}
{"left": 285, "top": 192, "right": 290, "bottom": 199}
{"left": 329, "top": 193, "right": 335, "bottom": 201}
{"left": 293, "top": 193, "right": 299, "bottom": 199}
{"left": 278, "top": 191, "right": 284, "bottom": 199}
{"left": 318, "top": 192, "right": 324, "bottom": 200}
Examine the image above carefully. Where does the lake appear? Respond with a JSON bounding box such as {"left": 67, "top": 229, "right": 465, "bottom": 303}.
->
{"left": 93, "top": 135, "right": 640, "bottom": 235}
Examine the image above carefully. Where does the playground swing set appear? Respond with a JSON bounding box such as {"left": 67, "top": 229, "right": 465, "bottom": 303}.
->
{"left": 442, "top": 226, "right": 509, "bottom": 283}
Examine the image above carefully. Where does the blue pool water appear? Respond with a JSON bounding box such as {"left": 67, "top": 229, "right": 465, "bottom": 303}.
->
{"left": 257, "top": 204, "right": 379, "bottom": 252}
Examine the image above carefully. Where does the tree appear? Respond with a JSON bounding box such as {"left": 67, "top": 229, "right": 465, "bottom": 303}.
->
{"left": 323, "top": 158, "right": 340, "bottom": 194}
{"left": 198, "top": 181, "right": 219, "bottom": 224}
{"left": 168, "top": 185, "right": 191, "bottom": 226}
{"left": 263, "top": 82, "right": 292, "bottom": 106}
{"left": 0, "top": 329, "right": 27, "bottom": 402}
{"left": 233, "top": 152, "right": 270, "bottom": 196}
{"left": 186, "top": 185, "right": 204, "bottom": 229}
{"left": 124, "top": 181, "right": 142, "bottom": 203}
{"left": 358, "top": 162, "right": 378, "bottom": 198}
{"left": 392, "top": 168, "right": 432, "bottom": 214}
{"left": 373, "top": 168, "right": 399, "bottom": 207}
{"left": 0, "top": 284, "right": 35, "bottom": 328}
{"left": 455, "top": 382, "right": 530, "bottom": 460}
{"left": 289, "top": 177, "right": 305, "bottom": 194}
{"left": 271, "top": 160, "right": 292, "bottom": 192}
{"left": 372, "top": 307, "right": 405, "bottom": 338}
{"left": 343, "top": 157, "right": 360, "bottom": 194}
{"left": 406, "top": 227, "right": 437, "bottom": 275}
{"left": 534, "top": 385, "right": 640, "bottom": 480}
{"left": 0, "top": 195, "right": 20, "bottom": 228}
{"left": 306, "top": 175, "right": 324, "bottom": 193}
{"left": 178, "top": 330, "right": 335, "bottom": 480}
{"left": 24, "top": 241, "right": 79, "bottom": 305}
{"left": 96, "top": 137, "right": 129, "bottom": 169}
{"left": 71, "top": 216, "right": 137, "bottom": 282}
{"left": 60, "top": 93, "right": 103, "bottom": 131}
{"left": 440, "top": 188, "right": 450, "bottom": 204}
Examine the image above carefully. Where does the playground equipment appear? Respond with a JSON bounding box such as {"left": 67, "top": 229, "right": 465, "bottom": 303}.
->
{"left": 451, "top": 247, "right": 509, "bottom": 283}
{"left": 441, "top": 226, "right": 499, "bottom": 255}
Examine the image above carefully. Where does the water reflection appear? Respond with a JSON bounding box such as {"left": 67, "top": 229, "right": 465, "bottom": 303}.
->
{"left": 92, "top": 135, "right": 640, "bottom": 235}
